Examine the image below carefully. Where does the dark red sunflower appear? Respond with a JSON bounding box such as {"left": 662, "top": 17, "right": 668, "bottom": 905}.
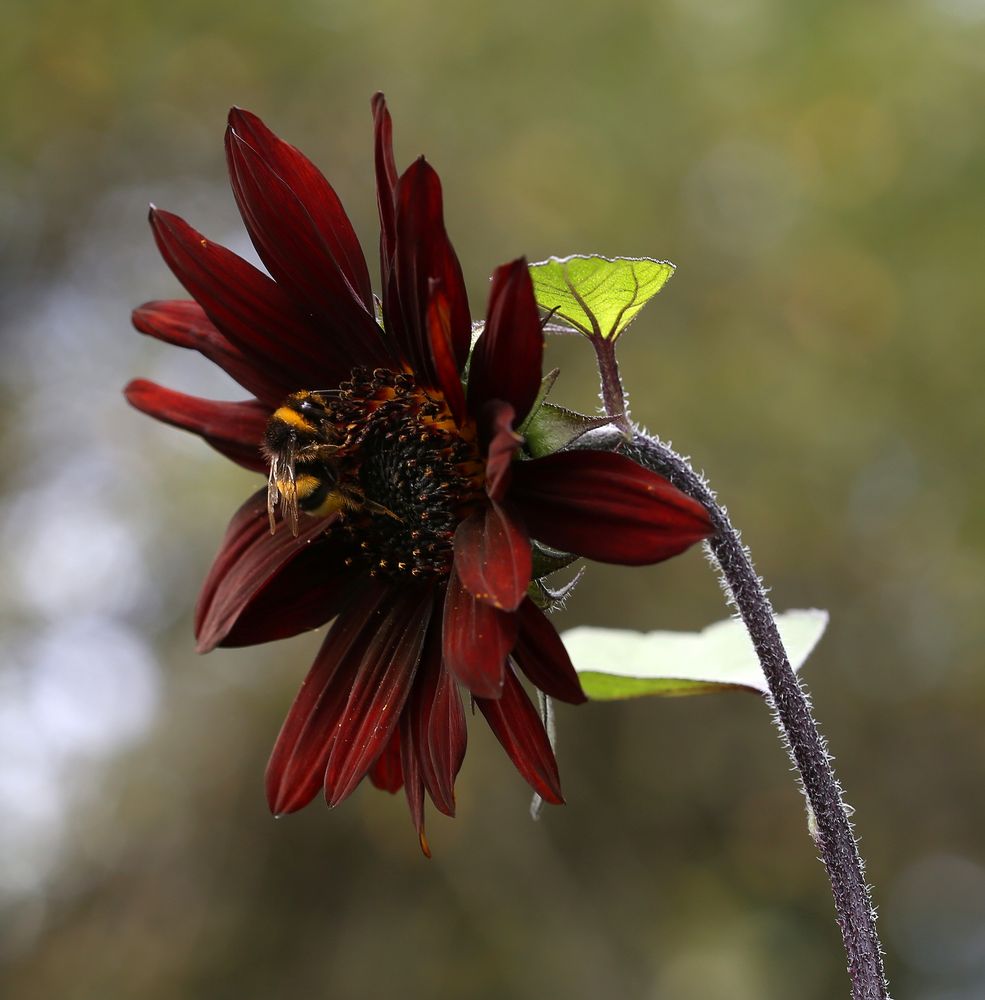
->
{"left": 125, "top": 94, "right": 713, "bottom": 853}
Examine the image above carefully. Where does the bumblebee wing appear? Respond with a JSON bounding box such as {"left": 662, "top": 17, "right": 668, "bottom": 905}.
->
{"left": 267, "top": 450, "right": 301, "bottom": 536}
{"left": 266, "top": 459, "right": 280, "bottom": 533}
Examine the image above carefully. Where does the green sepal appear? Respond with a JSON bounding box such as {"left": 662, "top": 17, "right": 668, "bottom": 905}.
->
{"left": 516, "top": 368, "right": 560, "bottom": 438}
{"left": 529, "top": 254, "right": 675, "bottom": 341}
{"left": 527, "top": 579, "right": 551, "bottom": 610}
{"left": 531, "top": 541, "right": 580, "bottom": 579}
{"left": 524, "top": 402, "right": 613, "bottom": 459}
{"left": 527, "top": 565, "right": 584, "bottom": 612}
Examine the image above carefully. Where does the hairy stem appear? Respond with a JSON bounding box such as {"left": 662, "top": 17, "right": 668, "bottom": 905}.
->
{"left": 592, "top": 337, "right": 632, "bottom": 435}
{"left": 590, "top": 332, "right": 889, "bottom": 998}
{"left": 628, "top": 432, "right": 890, "bottom": 999}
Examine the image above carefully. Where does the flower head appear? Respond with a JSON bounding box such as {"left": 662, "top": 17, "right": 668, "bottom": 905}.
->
{"left": 126, "top": 95, "right": 713, "bottom": 853}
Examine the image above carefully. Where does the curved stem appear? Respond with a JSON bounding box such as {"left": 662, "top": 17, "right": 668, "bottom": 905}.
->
{"left": 588, "top": 334, "right": 889, "bottom": 996}
{"left": 628, "top": 431, "right": 890, "bottom": 1000}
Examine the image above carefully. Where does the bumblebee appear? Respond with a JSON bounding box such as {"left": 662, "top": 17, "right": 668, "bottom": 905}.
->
{"left": 263, "top": 390, "right": 395, "bottom": 535}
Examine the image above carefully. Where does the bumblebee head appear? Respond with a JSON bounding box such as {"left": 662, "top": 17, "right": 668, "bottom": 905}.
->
{"left": 264, "top": 391, "right": 324, "bottom": 454}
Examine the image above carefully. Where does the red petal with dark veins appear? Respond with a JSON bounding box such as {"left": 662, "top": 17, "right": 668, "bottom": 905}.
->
{"left": 482, "top": 401, "right": 522, "bottom": 502}
{"left": 324, "top": 587, "right": 433, "bottom": 807}
{"left": 124, "top": 379, "right": 267, "bottom": 472}
{"left": 453, "top": 500, "right": 531, "bottom": 611}
{"left": 228, "top": 108, "right": 374, "bottom": 314}
{"left": 512, "top": 598, "right": 587, "bottom": 705}
{"left": 225, "top": 129, "right": 392, "bottom": 370}
{"left": 132, "top": 300, "right": 292, "bottom": 406}
{"left": 209, "top": 550, "right": 349, "bottom": 650}
{"left": 372, "top": 93, "right": 399, "bottom": 292}
{"left": 399, "top": 710, "right": 430, "bottom": 857}
{"left": 426, "top": 656, "right": 467, "bottom": 815}
{"left": 441, "top": 565, "right": 516, "bottom": 698}
{"left": 467, "top": 259, "right": 543, "bottom": 425}
{"left": 369, "top": 729, "right": 403, "bottom": 793}
{"left": 193, "top": 489, "right": 341, "bottom": 652}
{"left": 426, "top": 283, "right": 466, "bottom": 423}
{"left": 203, "top": 531, "right": 352, "bottom": 650}
{"left": 148, "top": 208, "right": 351, "bottom": 389}
{"left": 406, "top": 622, "right": 465, "bottom": 817}
{"left": 381, "top": 264, "right": 402, "bottom": 373}
{"left": 266, "top": 581, "right": 388, "bottom": 815}
{"left": 131, "top": 299, "right": 217, "bottom": 352}
{"left": 392, "top": 158, "right": 471, "bottom": 379}
{"left": 510, "top": 449, "right": 714, "bottom": 565}
{"left": 476, "top": 668, "right": 564, "bottom": 804}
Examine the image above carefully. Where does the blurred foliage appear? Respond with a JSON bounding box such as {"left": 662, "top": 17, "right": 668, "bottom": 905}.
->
{"left": 564, "top": 609, "right": 828, "bottom": 700}
{"left": 2, "top": 0, "right": 985, "bottom": 997}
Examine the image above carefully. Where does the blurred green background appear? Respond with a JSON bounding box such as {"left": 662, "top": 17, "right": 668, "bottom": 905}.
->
{"left": 2, "top": 0, "right": 984, "bottom": 997}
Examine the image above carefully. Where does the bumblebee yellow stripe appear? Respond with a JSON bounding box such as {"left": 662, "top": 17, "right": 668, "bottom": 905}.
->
{"left": 293, "top": 474, "right": 321, "bottom": 500}
{"left": 272, "top": 406, "right": 316, "bottom": 433}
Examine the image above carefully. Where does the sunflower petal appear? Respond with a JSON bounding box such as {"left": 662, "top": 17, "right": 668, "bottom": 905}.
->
{"left": 399, "top": 711, "right": 430, "bottom": 857}
{"left": 467, "top": 259, "right": 543, "bottom": 425}
{"left": 324, "top": 587, "right": 434, "bottom": 807}
{"left": 225, "top": 128, "right": 392, "bottom": 369}
{"left": 513, "top": 598, "right": 587, "bottom": 704}
{"left": 392, "top": 158, "right": 471, "bottom": 379}
{"left": 406, "top": 625, "right": 465, "bottom": 817}
{"left": 482, "top": 401, "right": 522, "bottom": 502}
{"left": 372, "top": 92, "right": 399, "bottom": 292}
{"left": 124, "top": 379, "right": 267, "bottom": 472}
{"left": 426, "top": 657, "right": 467, "bottom": 815}
{"left": 132, "top": 299, "right": 291, "bottom": 406}
{"left": 453, "top": 500, "right": 531, "bottom": 611}
{"left": 510, "top": 449, "right": 714, "bottom": 565}
{"left": 266, "top": 582, "right": 388, "bottom": 815}
{"left": 476, "top": 668, "right": 564, "bottom": 804}
{"left": 148, "top": 208, "right": 350, "bottom": 389}
{"left": 441, "top": 566, "right": 516, "bottom": 698}
{"left": 369, "top": 729, "right": 404, "bottom": 793}
{"left": 228, "top": 108, "right": 374, "bottom": 313}
{"left": 426, "top": 282, "right": 466, "bottom": 422}
{"left": 193, "top": 489, "right": 342, "bottom": 652}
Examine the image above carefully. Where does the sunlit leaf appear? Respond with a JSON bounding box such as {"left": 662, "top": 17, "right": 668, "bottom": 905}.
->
{"left": 528, "top": 254, "right": 675, "bottom": 340}
{"left": 562, "top": 609, "right": 828, "bottom": 700}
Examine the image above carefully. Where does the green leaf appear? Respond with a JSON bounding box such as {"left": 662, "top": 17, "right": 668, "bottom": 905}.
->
{"left": 528, "top": 254, "right": 675, "bottom": 340}
{"left": 523, "top": 402, "right": 613, "bottom": 458}
{"left": 562, "top": 609, "right": 828, "bottom": 700}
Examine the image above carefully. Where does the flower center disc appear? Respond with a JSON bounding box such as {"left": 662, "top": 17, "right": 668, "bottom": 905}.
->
{"left": 323, "top": 369, "right": 481, "bottom": 579}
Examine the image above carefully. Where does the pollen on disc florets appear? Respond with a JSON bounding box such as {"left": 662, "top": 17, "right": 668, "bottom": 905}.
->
{"left": 327, "top": 368, "right": 483, "bottom": 579}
